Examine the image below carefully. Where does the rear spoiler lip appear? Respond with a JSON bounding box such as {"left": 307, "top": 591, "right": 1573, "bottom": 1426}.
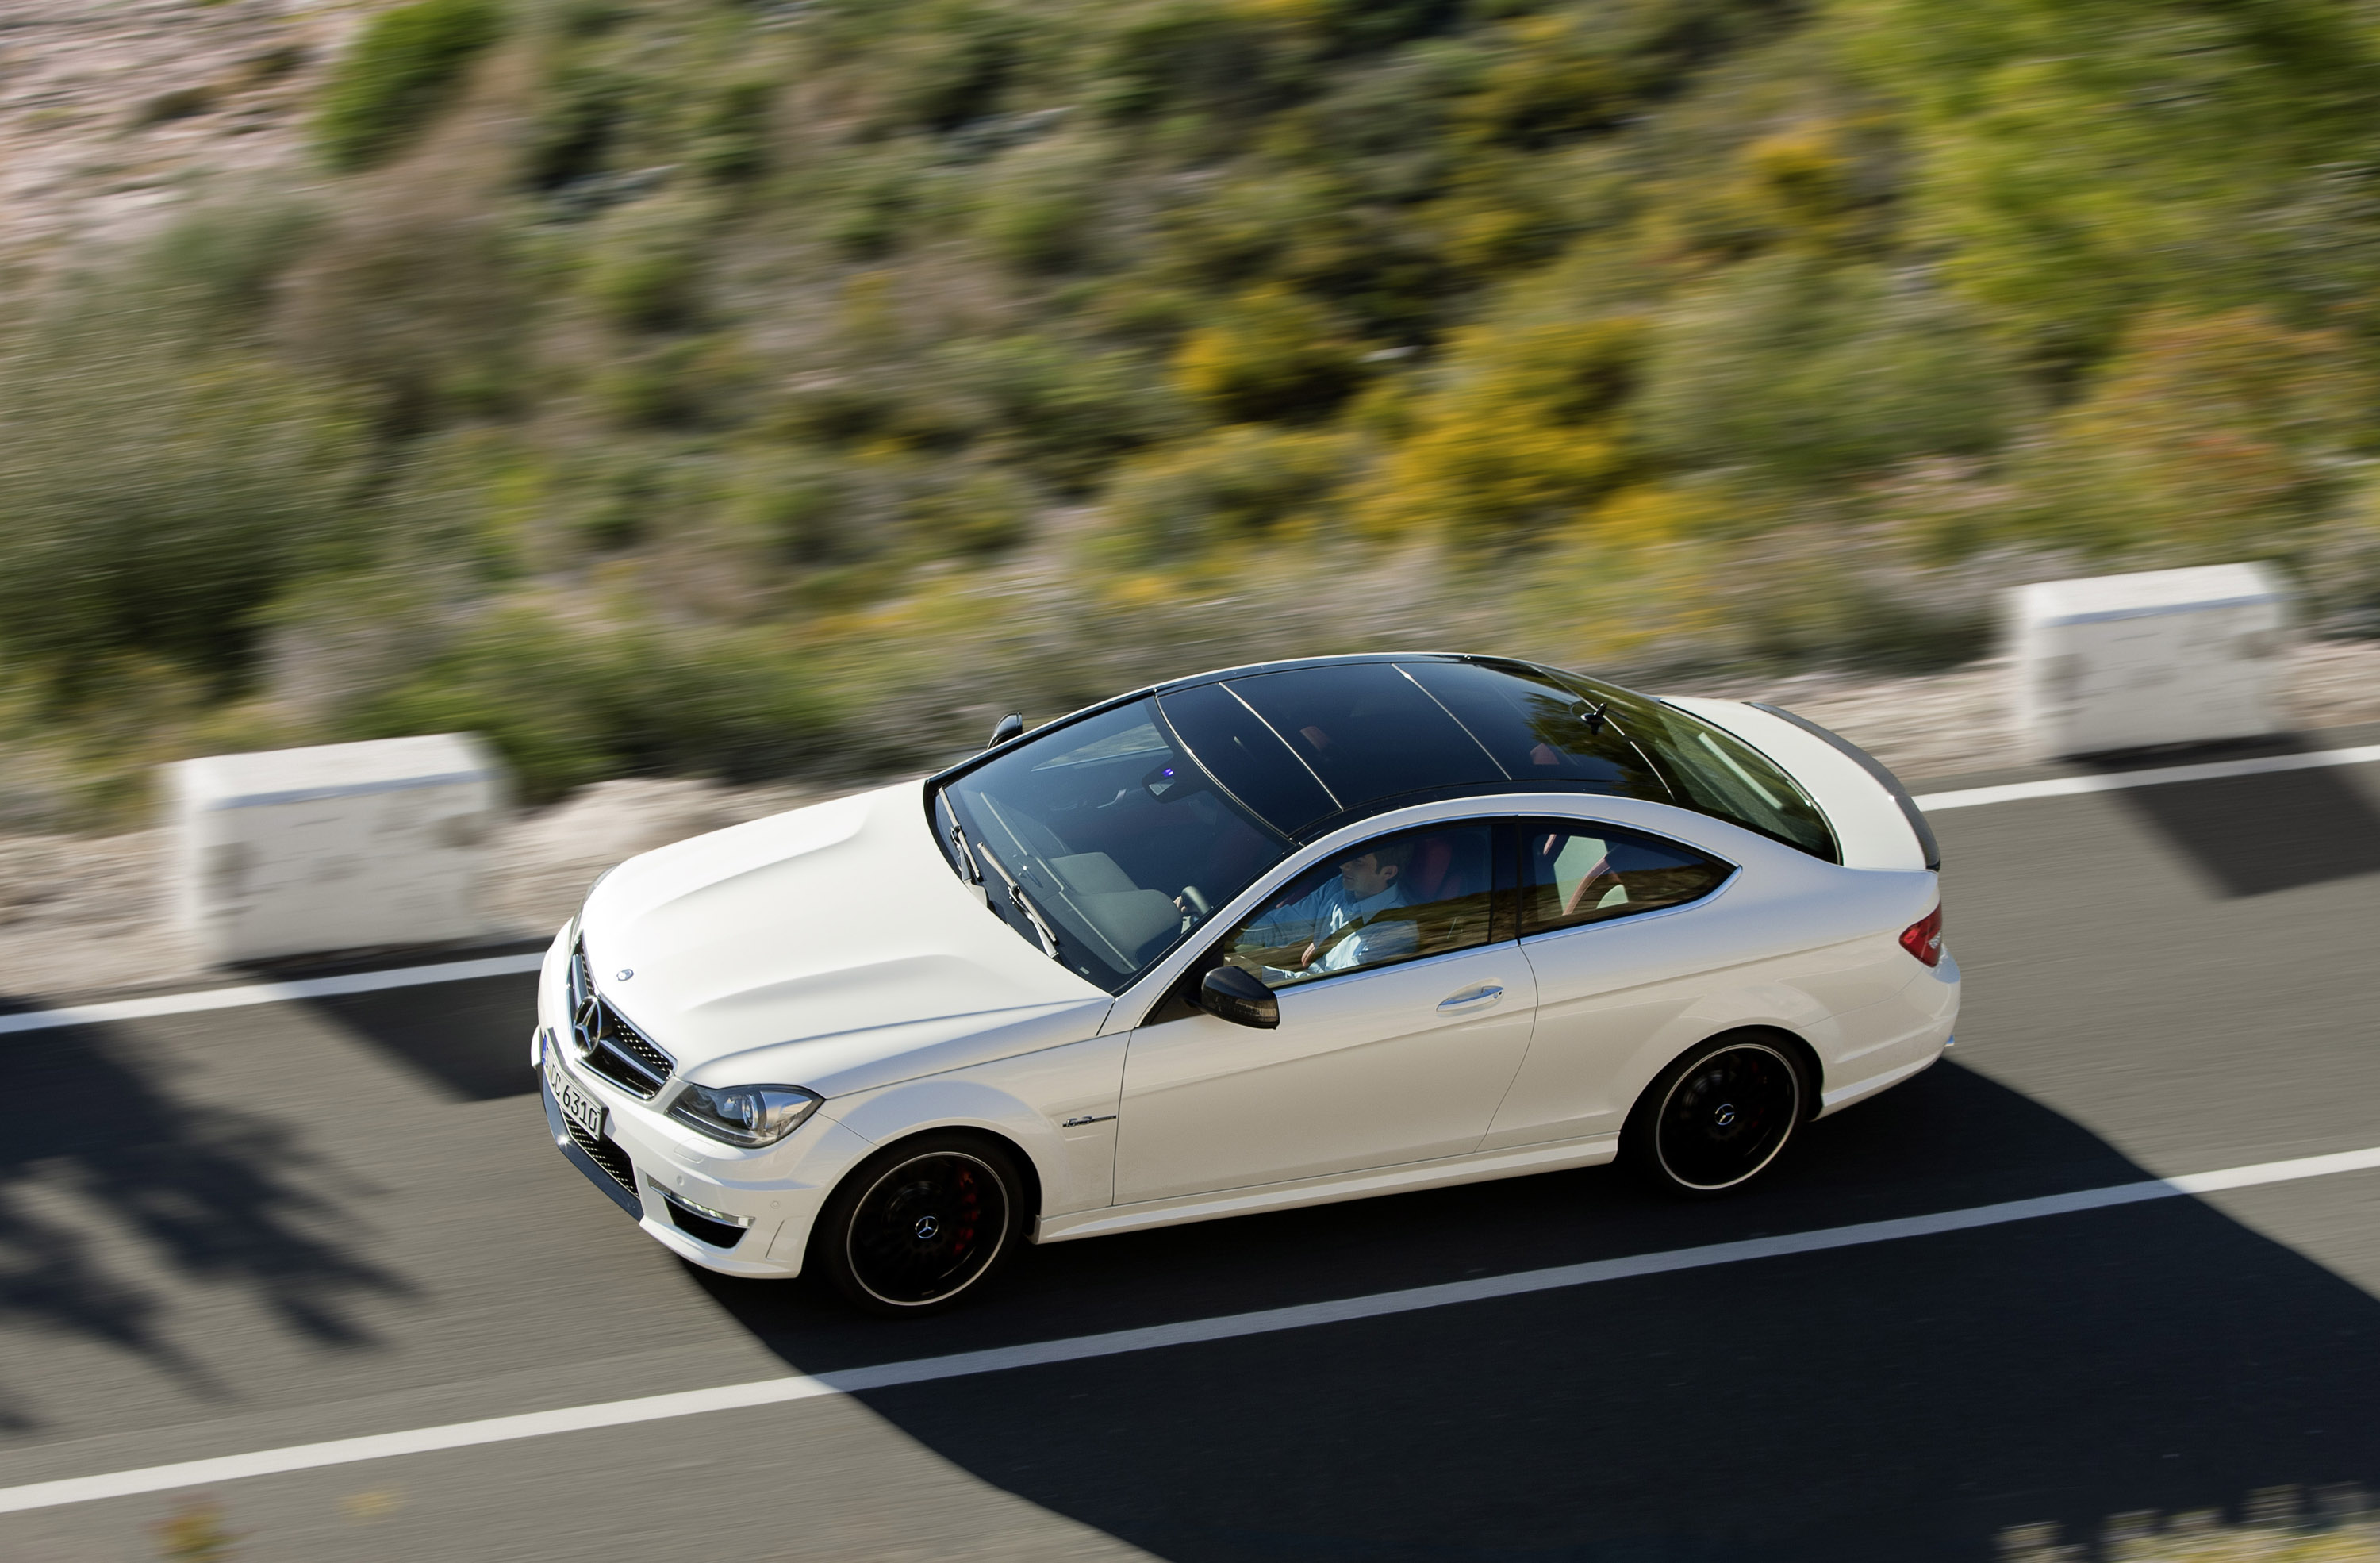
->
{"left": 1749, "top": 703, "right": 1942, "bottom": 872}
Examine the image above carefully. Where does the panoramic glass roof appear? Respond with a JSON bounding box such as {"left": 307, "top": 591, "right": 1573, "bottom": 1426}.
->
{"left": 1153, "top": 656, "right": 1676, "bottom": 839}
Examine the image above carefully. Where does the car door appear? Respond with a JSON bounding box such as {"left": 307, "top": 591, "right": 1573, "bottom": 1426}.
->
{"left": 1115, "top": 819, "right": 1537, "bottom": 1204}
{"left": 1482, "top": 818, "right": 1741, "bottom": 1152}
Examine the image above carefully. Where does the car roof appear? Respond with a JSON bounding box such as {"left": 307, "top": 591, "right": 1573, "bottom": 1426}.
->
{"left": 939, "top": 652, "right": 1674, "bottom": 843}
{"left": 1146, "top": 650, "right": 1471, "bottom": 693}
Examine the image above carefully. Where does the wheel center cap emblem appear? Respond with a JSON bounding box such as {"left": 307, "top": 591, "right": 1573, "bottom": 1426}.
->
{"left": 914, "top": 1215, "right": 941, "bottom": 1241}
{"left": 1714, "top": 1104, "right": 1737, "bottom": 1127}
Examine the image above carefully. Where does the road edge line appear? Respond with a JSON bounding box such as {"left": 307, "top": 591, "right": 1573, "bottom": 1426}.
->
{"left": 0, "top": 952, "right": 550, "bottom": 1039}
{"left": 1914, "top": 743, "right": 2380, "bottom": 813}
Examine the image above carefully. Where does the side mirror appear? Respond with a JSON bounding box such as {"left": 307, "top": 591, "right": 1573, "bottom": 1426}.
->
{"left": 985, "top": 712, "right": 1025, "bottom": 748}
{"left": 1199, "top": 965, "right": 1279, "bottom": 1030}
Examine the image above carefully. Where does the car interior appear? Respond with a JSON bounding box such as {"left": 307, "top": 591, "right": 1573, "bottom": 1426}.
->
{"left": 1224, "top": 824, "right": 1500, "bottom": 986}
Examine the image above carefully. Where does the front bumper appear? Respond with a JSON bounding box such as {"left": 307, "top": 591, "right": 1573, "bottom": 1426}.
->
{"left": 530, "top": 931, "right": 873, "bottom": 1280}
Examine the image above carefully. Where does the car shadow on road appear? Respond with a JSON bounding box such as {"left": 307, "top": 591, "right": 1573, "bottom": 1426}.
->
{"left": 2081, "top": 735, "right": 2380, "bottom": 897}
{"left": 697, "top": 1062, "right": 2380, "bottom": 1562}
{"left": 0, "top": 1012, "right": 411, "bottom": 1429}
{"left": 288, "top": 970, "right": 544, "bottom": 1102}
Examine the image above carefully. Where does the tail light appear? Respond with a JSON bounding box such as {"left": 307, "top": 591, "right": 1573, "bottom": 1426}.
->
{"left": 1899, "top": 903, "right": 1944, "bottom": 967}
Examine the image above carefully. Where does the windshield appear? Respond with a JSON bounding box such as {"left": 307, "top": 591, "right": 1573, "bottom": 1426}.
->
{"left": 937, "top": 700, "right": 1288, "bottom": 992}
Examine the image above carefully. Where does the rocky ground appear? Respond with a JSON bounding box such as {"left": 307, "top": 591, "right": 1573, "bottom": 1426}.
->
{"left": 0, "top": 0, "right": 375, "bottom": 276}
{"left": 3, "top": 641, "right": 2374, "bottom": 1004}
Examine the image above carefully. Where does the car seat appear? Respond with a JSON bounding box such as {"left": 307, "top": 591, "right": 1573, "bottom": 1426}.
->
{"left": 1400, "top": 830, "right": 1492, "bottom": 953}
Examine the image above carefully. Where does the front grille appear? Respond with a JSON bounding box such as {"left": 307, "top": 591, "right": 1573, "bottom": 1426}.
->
{"left": 564, "top": 1113, "right": 639, "bottom": 1196}
{"left": 607, "top": 1020, "right": 675, "bottom": 1080}
{"left": 569, "top": 936, "right": 676, "bottom": 1099}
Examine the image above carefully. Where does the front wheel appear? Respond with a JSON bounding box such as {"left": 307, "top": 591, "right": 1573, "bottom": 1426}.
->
{"left": 1624, "top": 1034, "right": 1806, "bottom": 1197}
{"left": 813, "top": 1134, "right": 1027, "bottom": 1316}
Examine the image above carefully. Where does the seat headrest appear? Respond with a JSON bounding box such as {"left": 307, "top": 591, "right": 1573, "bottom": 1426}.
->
{"left": 1405, "top": 834, "right": 1456, "bottom": 901}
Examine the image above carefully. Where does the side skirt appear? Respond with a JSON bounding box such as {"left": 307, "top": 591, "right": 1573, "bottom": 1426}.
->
{"left": 1033, "top": 1135, "right": 1622, "bottom": 1245}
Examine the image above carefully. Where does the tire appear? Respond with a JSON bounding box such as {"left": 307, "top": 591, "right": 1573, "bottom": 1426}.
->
{"left": 1623, "top": 1033, "right": 1807, "bottom": 1198}
{"left": 813, "top": 1133, "right": 1027, "bottom": 1316}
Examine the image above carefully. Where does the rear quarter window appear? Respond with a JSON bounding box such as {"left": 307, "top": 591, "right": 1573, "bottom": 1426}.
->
{"left": 1521, "top": 820, "right": 1733, "bottom": 935}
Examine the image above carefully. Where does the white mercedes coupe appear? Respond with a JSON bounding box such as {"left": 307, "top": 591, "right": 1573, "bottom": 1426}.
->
{"left": 533, "top": 654, "right": 1956, "bottom": 1314}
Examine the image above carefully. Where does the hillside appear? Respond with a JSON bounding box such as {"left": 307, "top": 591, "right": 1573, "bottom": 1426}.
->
{"left": 2, "top": 0, "right": 2378, "bottom": 824}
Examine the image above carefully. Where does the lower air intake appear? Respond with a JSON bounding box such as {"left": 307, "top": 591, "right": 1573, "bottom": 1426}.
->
{"left": 564, "top": 1114, "right": 638, "bottom": 1197}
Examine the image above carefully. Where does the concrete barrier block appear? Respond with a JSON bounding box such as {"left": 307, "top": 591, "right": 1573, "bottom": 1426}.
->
{"left": 2008, "top": 563, "right": 2291, "bottom": 760}
{"left": 169, "top": 734, "right": 506, "bottom": 965}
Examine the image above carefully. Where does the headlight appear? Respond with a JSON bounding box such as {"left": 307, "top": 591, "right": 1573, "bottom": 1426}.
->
{"left": 667, "top": 1082, "right": 822, "bottom": 1148}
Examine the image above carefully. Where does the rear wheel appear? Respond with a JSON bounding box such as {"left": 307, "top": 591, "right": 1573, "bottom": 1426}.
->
{"left": 814, "top": 1134, "right": 1026, "bottom": 1316}
{"left": 1625, "top": 1034, "right": 1806, "bottom": 1197}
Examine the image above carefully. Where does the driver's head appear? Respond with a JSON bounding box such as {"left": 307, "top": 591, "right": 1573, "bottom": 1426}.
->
{"left": 1338, "top": 840, "right": 1412, "bottom": 899}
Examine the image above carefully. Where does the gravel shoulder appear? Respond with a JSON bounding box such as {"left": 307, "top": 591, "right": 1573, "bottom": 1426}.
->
{"left": 4, "top": 642, "right": 2376, "bottom": 1004}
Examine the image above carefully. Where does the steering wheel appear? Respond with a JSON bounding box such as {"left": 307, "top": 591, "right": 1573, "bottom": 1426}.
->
{"left": 1178, "top": 883, "right": 1211, "bottom": 931}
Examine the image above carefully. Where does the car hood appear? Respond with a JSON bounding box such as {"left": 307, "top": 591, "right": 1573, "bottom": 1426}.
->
{"left": 576, "top": 781, "right": 1110, "bottom": 1091}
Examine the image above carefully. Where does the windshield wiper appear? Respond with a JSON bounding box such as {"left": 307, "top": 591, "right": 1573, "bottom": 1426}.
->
{"left": 938, "top": 789, "right": 987, "bottom": 887}
{"left": 971, "top": 843, "right": 1062, "bottom": 962}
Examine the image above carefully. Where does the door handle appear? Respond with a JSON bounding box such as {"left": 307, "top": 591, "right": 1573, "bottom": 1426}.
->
{"left": 1438, "top": 985, "right": 1504, "bottom": 1012}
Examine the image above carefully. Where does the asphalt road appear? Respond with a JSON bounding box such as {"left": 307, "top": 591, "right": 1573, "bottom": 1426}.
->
{"left": 3, "top": 733, "right": 2380, "bottom": 1562}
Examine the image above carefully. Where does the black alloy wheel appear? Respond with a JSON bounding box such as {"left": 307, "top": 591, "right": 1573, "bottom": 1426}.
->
{"left": 1627, "top": 1035, "right": 1806, "bottom": 1197}
{"left": 816, "top": 1135, "right": 1025, "bottom": 1315}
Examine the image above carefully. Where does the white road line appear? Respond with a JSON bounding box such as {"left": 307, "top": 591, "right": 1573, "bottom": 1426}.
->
{"left": 6, "top": 1142, "right": 2378, "bottom": 1516}
{"left": 1914, "top": 743, "right": 2380, "bottom": 813}
{"left": 0, "top": 952, "right": 547, "bottom": 1039}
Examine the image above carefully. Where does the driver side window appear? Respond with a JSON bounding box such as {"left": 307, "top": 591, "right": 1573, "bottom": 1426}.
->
{"left": 1220, "top": 821, "right": 1506, "bottom": 990}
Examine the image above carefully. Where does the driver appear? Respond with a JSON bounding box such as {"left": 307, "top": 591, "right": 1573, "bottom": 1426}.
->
{"left": 1235, "top": 840, "right": 1417, "bottom": 977}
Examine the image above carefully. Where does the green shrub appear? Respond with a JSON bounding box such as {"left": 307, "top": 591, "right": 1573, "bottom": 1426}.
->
{"left": 823, "top": 155, "right": 927, "bottom": 260}
{"left": 1103, "top": 425, "right": 1353, "bottom": 561}
{"left": 731, "top": 456, "right": 872, "bottom": 566}
{"left": 271, "top": 194, "right": 528, "bottom": 432}
{"left": 885, "top": 0, "right": 1038, "bottom": 132}
{"left": 1315, "top": 0, "right": 1467, "bottom": 55}
{"left": 525, "top": 55, "right": 629, "bottom": 190}
{"left": 1639, "top": 256, "right": 2022, "bottom": 486}
{"left": 1352, "top": 316, "right": 1645, "bottom": 543}
{"left": 1844, "top": 0, "right": 2380, "bottom": 368}
{"left": 949, "top": 334, "right": 1184, "bottom": 491}
{"left": 0, "top": 336, "right": 367, "bottom": 684}
{"left": 1098, "top": 0, "right": 1320, "bottom": 127}
{"left": 592, "top": 336, "right": 753, "bottom": 430}
{"left": 113, "top": 194, "right": 324, "bottom": 338}
{"left": 313, "top": 0, "right": 504, "bottom": 172}
{"left": 978, "top": 139, "right": 1105, "bottom": 275}
{"left": 913, "top": 467, "right": 1035, "bottom": 555}
{"left": 355, "top": 605, "right": 844, "bottom": 801}
{"left": 583, "top": 203, "right": 706, "bottom": 331}
{"left": 2002, "top": 307, "right": 2371, "bottom": 559}
{"left": 695, "top": 77, "right": 776, "bottom": 184}
{"left": 1172, "top": 286, "right": 1367, "bottom": 424}
{"left": 1457, "top": 13, "right": 1623, "bottom": 149}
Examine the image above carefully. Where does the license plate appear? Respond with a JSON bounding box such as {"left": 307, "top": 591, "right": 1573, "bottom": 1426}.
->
{"left": 548, "top": 1059, "right": 605, "bottom": 1142}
